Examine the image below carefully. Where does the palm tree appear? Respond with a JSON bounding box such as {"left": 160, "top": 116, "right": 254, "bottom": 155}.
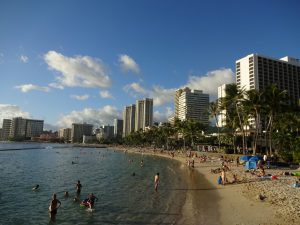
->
{"left": 244, "top": 89, "right": 263, "bottom": 155}
{"left": 208, "top": 101, "right": 221, "bottom": 150}
{"left": 221, "top": 84, "right": 246, "bottom": 154}
{"left": 174, "top": 118, "right": 188, "bottom": 150}
{"left": 263, "top": 84, "right": 288, "bottom": 155}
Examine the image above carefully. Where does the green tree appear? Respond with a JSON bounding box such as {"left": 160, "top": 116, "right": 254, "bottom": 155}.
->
{"left": 208, "top": 101, "right": 221, "bottom": 150}
{"left": 263, "top": 84, "right": 288, "bottom": 155}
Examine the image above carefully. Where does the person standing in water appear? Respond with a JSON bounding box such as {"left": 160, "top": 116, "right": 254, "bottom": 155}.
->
{"left": 154, "top": 173, "right": 160, "bottom": 192}
{"left": 49, "top": 193, "right": 61, "bottom": 222}
{"left": 76, "top": 180, "right": 82, "bottom": 195}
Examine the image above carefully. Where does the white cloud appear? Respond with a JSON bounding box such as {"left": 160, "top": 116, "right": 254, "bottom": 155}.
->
{"left": 153, "top": 107, "right": 174, "bottom": 122}
{"left": 99, "top": 90, "right": 114, "bottom": 99}
{"left": 15, "top": 84, "right": 50, "bottom": 93}
{"left": 151, "top": 86, "right": 176, "bottom": 106}
{"left": 49, "top": 82, "right": 64, "bottom": 90}
{"left": 0, "top": 104, "right": 30, "bottom": 127}
{"left": 123, "top": 82, "right": 147, "bottom": 97}
{"left": 185, "top": 68, "right": 234, "bottom": 100}
{"left": 123, "top": 82, "right": 175, "bottom": 106}
{"left": 123, "top": 68, "right": 234, "bottom": 106}
{"left": 44, "top": 50, "right": 112, "bottom": 88}
{"left": 20, "top": 55, "right": 29, "bottom": 63}
{"left": 70, "top": 94, "right": 90, "bottom": 101}
{"left": 119, "top": 54, "right": 140, "bottom": 74}
{"left": 57, "top": 105, "right": 121, "bottom": 128}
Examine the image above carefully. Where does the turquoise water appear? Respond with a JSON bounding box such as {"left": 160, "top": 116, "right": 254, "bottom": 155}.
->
{"left": 0, "top": 143, "right": 188, "bottom": 225}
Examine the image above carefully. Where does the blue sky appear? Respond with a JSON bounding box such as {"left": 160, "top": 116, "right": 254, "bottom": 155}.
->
{"left": 0, "top": 0, "right": 299, "bottom": 130}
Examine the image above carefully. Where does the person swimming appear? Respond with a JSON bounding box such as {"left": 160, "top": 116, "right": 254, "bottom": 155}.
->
{"left": 87, "top": 193, "right": 98, "bottom": 209}
{"left": 32, "top": 184, "right": 39, "bottom": 190}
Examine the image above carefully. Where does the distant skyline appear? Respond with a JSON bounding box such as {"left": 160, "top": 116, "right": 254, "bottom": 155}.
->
{"left": 0, "top": 0, "right": 299, "bottom": 130}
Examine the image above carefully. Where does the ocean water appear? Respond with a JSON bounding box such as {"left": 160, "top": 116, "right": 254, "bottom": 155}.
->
{"left": 0, "top": 143, "right": 188, "bottom": 225}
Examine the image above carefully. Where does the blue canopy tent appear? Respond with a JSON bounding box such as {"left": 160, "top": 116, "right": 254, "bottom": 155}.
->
{"left": 245, "top": 161, "right": 257, "bottom": 169}
{"left": 240, "top": 156, "right": 252, "bottom": 161}
{"left": 249, "top": 156, "right": 263, "bottom": 161}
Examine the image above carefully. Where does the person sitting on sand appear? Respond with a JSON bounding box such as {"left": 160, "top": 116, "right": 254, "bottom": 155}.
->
{"left": 231, "top": 174, "right": 238, "bottom": 184}
{"left": 258, "top": 168, "right": 266, "bottom": 177}
{"left": 292, "top": 180, "right": 300, "bottom": 188}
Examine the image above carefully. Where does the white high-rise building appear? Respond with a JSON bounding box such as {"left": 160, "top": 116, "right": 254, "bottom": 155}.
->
{"left": 123, "top": 104, "right": 136, "bottom": 137}
{"left": 217, "top": 84, "right": 230, "bottom": 127}
{"left": 59, "top": 128, "right": 72, "bottom": 141}
{"left": 135, "top": 98, "right": 153, "bottom": 131}
{"left": 236, "top": 54, "right": 300, "bottom": 106}
{"left": 175, "top": 87, "right": 209, "bottom": 125}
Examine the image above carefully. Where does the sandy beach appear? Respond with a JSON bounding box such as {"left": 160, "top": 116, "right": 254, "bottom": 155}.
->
{"left": 109, "top": 145, "right": 300, "bottom": 225}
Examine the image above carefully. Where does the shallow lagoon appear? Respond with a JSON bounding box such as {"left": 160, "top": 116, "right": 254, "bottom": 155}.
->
{"left": 0, "top": 144, "right": 188, "bottom": 225}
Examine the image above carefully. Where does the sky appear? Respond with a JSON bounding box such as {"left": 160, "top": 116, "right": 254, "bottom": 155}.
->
{"left": 0, "top": 0, "right": 299, "bottom": 130}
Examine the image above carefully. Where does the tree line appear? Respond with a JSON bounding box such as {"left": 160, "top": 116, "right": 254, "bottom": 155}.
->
{"left": 120, "top": 84, "right": 300, "bottom": 163}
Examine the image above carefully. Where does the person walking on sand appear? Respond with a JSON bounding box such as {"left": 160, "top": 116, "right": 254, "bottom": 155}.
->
{"left": 154, "top": 173, "right": 160, "bottom": 192}
{"left": 236, "top": 156, "right": 240, "bottom": 167}
{"left": 221, "top": 169, "right": 226, "bottom": 185}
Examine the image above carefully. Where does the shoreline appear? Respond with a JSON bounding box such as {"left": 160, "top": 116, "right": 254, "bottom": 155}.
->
{"left": 108, "top": 145, "right": 297, "bottom": 225}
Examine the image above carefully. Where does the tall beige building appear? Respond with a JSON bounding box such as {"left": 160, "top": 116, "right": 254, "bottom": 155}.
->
{"left": 59, "top": 128, "right": 72, "bottom": 142}
{"left": 175, "top": 87, "right": 209, "bottom": 125}
{"left": 236, "top": 54, "right": 300, "bottom": 105}
{"left": 135, "top": 98, "right": 153, "bottom": 131}
{"left": 123, "top": 104, "right": 136, "bottom": 137}
{"left": 71, "top": 123, "right": 93, "bottom": 143}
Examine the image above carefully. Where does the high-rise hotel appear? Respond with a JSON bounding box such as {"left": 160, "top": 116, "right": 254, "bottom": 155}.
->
{"left": 236, "top": 54, "right": 300, "bottom": 105}
{"left": 135, "top": 98, "right": 153, "bottom": 131}
{"left": 122, "top": 98, "right": 153, "bottom": 137}
{"left": 175, "top": 87, "right": 209, "bottom": 125}
{"left": 0, "top": 117, "right": 44, "bottom": 140}
{"left": 122, "top": 104, "right": 136, "bottom": 137}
